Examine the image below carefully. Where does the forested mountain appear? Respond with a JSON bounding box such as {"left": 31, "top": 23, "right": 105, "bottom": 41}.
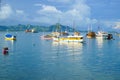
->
{"left": 0, "top": 23, "right": 74, "bottom": 32}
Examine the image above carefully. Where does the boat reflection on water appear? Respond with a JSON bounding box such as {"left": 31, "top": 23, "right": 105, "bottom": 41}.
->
{"left": 96, "top": 38, "right": 104, "bottom": 49}
{"left": 53, "top": 42, "right": 83, "bottom": 60}
{"left": 4, "top": 40, "right": 16, "bottom": 55}
{"left": 52, "top": 41, "right": 83, "bottom": 49}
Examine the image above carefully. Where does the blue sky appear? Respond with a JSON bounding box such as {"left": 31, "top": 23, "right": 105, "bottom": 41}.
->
{"left": 0, "top": 0, "right": 120, "bottom": 30}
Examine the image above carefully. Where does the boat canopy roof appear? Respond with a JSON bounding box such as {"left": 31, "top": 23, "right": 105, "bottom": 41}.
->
{"left": 5, "top": 34, "right": 12, "bottom": 38}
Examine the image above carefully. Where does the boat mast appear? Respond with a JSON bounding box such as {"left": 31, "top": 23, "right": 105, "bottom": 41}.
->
{"left": 73, "top": 20, "right": 76, "bottom": 32}
{"left": 90, "top": 24, "right": 92, "bottom": 32}
{"left": 56, "top": 18, "right": 61, "bottom": 32}
{"left": 88, "top": 24, "right": 92, "bottom": 32}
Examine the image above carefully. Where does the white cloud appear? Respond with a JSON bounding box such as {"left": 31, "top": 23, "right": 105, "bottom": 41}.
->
{"left": 47, "top": 0, "right": 71, "bottom": 3}
{"left": 0, "top": 4, "right": 30, "bottom": 24}
{"left": 72, "top": 1, "right": 91, "bottom": 17}
{"left": 114, "top": 22, "right": 120, "bottom": 29}
{"left": 34, "top": 4, "right": 62, "bottom": 24}
{"left": 98, "top": 20, "right": 120, "bottom": 31}
{"left": 16, "top": 10, "right": 24, "bottom": 14}
{"left": 102, "top": 21, "right": 114, "bottom": 27}
{"left": 0, "top": 4, "right": 13, "bottom": 20}
{"left": 15, "top": 10, "right": 28, "bottom": 21}
{"left": 37, "top": 4, "right": 62, "bottom": 13}
{"left": 34, "top": 3, "right": 42, "bottom": 7}
{"left": 34, "top": 0, "right": 93, "bottom": 27}
{"left": 0, "top": 0, "right": 99, "bottom": 26}
{"left": 86, "top": 18, "right": 98, "bottom": 24}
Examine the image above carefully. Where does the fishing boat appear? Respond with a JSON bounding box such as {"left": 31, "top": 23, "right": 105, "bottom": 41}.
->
{"left": 86, "top": 26, "right": 96, "bottom": 38}
{"left": 86, "top": 31, "right": 96, "bottom": 38}
{"left": 25, "top": 24, "right": 32, "bottom": 32}
{"left": 53, "top": 21, "right": 84, "bottom": 42}
{"left": 41, "top": 34, "right": 53, "bottom": 40}
{"left": 25, "top": 29, "right": 31, "bottom": 32}
{"left": 96, "top": 31, "right": 113, "bottom": 40}
{"left": 5, "top": 34, "right": 16, "bottom": 40}
{"left": 31, "top": 28, "right": 38, "bottom": 33}
{"left": 53, "top": 32, "right": 84, "bottom": 42}
{"left": 51, "top": 31, "right": 69, "bottom": 37}
{"left": 41, "top": 22, "right": 69, "bottom": 40}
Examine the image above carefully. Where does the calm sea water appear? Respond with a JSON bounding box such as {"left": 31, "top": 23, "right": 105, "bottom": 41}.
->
{"left": 0, "top": 32, "right": 120, "bottom": 80}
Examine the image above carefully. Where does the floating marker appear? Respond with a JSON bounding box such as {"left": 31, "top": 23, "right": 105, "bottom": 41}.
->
{"left": 2, "top": 47, "right": 9, "bottom": 55}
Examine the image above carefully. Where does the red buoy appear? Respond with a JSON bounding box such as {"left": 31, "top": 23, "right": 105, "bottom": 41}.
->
{"left": 2, "top": 47, "right": 9, "bottom": 55}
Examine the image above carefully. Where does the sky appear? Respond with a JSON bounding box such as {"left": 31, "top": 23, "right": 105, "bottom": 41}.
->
{"left": 0, "top": 0, "right": 120, "bottom": 30}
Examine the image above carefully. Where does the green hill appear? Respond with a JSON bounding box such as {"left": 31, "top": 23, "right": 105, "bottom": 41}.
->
{"left": 0, "top": 24, "right": 74, "bottom": 32}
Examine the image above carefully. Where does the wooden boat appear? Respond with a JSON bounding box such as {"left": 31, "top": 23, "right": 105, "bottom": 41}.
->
{"left": 31, "top": 28, "right": 38, "bottom": 33}
{"left": 86, "top": 26, "right": 96, "bottom": 38}
{"left": 51, "top": 31, "right": 69, "bottom": 37}
{"left": 5, "top": 34, "right": 16, "bottom": 40}
{"left": 86, "top": 31, "right": 96, "bottom": 38}
{"left": 41, "top": 35, "right": 53, "bottom": 40}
